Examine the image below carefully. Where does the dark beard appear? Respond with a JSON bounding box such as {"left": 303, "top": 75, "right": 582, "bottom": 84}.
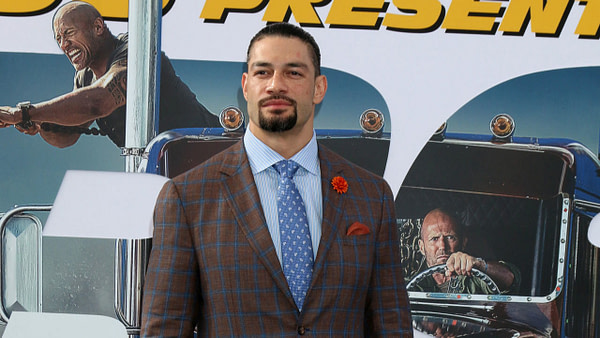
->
{"left": 258, "top": 109, "right": 297, "bottom": 132}
{"left": 257, "top": 96, "right": 297, "bottom": 132}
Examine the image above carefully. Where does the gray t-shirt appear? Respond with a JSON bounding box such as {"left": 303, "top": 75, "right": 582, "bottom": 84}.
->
{"left": 72, "top": 33, "right": 219, "bottom": 147}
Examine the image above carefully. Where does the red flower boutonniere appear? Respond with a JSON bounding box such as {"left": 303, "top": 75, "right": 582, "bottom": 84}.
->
{"left": 347, "top": 222, "right": 370, "bottom": 236}
{"left": 331, "top": 176, "right": 348, "bottom": 194}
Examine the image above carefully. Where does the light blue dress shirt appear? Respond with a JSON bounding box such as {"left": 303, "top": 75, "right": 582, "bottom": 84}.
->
{"left": 244, "top": 129, "right": 323, "bottom": 264}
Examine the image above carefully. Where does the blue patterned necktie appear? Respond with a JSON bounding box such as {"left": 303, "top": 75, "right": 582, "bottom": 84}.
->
{"left": 273, "top": 160, "right": 314, "bottom": 311}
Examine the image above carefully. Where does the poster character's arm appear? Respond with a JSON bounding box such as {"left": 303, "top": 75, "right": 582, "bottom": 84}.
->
{"left": 445, "top": 252, "right": 515, "bottom": 291}
{"left": 13, "top": 122, "right": 41, "bottom": 135}
{"left": 0, "top": 107, "right": 21, "bottom": 127}
{"left": 38, "top": 122, "right": 95, "bottom": 148}
{"left": 29, "top": 59, "right": 128, "bottom": 126}
{"left": 0, "top": 108, "right": 84, "bottom": 148}
{"left": 0, "top": 59, "right": 127, "bottom": 147}
{"left": 8, "top": 120, "right": 93, "bottom": 148}
{"left": 0, "top": 60, "right": 126, "bottom": 126}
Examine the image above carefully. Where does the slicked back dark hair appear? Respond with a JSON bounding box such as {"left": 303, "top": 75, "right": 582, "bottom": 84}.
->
{"left": 246, "top": 23, "right": 321, "bottom": 76}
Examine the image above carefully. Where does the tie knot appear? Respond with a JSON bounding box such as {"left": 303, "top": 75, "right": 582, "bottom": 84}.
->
{"left": 273, "top": 160, "right": 300, "bottom": 178}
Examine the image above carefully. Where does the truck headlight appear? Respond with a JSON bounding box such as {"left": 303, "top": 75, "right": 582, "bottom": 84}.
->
{"left": 359, "top": 109, "right": 384, "bottom": 134}
{"left": 490, "top": 113, "right": 515, "bottom": 139}
{"left": 219, "top": 106, "right": 244, "bottom": 131}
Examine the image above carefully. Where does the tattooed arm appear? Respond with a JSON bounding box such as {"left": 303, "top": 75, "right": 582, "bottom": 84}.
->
{"left": 0, "top": 60, "right": 127, "bottom": 147}
{"left": 1, "top": 60, "right": 126, "bottom": 127}
{"left": 32, "top": 60, "right": 127, "bottom": 126}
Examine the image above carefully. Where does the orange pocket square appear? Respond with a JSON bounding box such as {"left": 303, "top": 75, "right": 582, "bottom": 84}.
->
{"left": 347, "top": 222, "right": 370, "bottom": 236}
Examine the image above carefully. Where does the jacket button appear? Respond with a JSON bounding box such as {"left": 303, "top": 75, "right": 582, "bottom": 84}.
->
{"left": 297, "top": 326, "right": 306, "bottom": 335}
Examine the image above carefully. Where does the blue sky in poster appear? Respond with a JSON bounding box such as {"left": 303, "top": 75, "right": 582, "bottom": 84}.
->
{"left": 0, "top": 52, "right": 598, "bottom": 212}
{"left": 448, "top": 67, "right": 600, "bottom": 154}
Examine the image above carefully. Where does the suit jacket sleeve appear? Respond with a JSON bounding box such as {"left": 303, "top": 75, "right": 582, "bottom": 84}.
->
{"left": 366, "top": 180, "right": 413, "bottom": 336}
{"left": 141, "top": 180, "right": 200, "bottom": 338}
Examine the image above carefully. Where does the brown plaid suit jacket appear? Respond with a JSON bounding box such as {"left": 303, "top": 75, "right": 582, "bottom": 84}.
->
{"left": 141, "top": 141, "right": 412, "bottom": 337}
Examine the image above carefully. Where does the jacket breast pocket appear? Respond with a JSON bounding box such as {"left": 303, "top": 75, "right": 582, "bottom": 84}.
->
{"left": 332, "top": 236, "right": 374, "bottom": 287}
{"left": 341, "top": 234, "right": 373, "bottom": 246}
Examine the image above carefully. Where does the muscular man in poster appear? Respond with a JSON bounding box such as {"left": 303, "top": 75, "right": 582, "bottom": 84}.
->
{"left": 410, "top": 208, "right": 520, "bottom": 294}
{"left": 0, "top": 1, "right": 219, "bottom": 148}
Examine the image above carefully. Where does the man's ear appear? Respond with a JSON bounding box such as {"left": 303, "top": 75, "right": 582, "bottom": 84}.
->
{"left": 313, "top": 75, "right": 327, "bottom": 105}
{"left": 241, "top": 73, "right": 248, "bottom": 100}
{"left": 93, "top": 17, "right": 105, "bottom": 36}
{"left": 418, "top": 239, "right": 425, "bottom": 255}
{"left": 462, "top": 237, "right": 468, "bottom": 250}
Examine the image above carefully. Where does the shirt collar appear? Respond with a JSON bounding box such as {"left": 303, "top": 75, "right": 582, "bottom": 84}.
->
{"left": 244, "top": 128, "right": 319, "bottom": 176}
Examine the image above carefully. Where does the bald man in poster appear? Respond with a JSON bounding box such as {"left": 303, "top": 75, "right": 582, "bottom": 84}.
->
{"left": 411, "top": 208, "right": 520, "bottom": 294}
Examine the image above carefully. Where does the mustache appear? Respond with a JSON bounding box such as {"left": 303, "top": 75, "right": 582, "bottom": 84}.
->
{"left": 258, "top": 95, "right": 296, "bottom": 107}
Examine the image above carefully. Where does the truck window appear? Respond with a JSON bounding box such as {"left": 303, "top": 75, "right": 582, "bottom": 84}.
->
{"left": 397, "top": 189, "right": 564, "bottom": 297}
{"left": 396, "top": 140, "right": 572, "bottom": 297}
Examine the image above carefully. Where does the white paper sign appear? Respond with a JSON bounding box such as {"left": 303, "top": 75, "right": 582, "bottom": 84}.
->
{"left": 44, "top": 170, "right": 169, "bottom": 239}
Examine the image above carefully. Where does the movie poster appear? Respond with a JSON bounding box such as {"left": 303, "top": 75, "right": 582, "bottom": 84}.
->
{"left": 1, "top": 0, "right": 599, "bottom": 335}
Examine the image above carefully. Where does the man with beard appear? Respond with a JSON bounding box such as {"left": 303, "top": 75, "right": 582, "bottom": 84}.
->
{"left": 410, "top": 208, "right": 520, "bottom": 294}
{"left": 141, "top": 23, "right": 413, "bottom": 337}
{"left": 0, "top": 1, "right": 218, "bottom": 148}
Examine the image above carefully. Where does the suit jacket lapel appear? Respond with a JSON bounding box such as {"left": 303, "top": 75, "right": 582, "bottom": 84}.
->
{"left": 218, "top": 141, "right": 295, "bottom": 304}
{"left": 313, "top": 145, "right": 346, "bottom": 277}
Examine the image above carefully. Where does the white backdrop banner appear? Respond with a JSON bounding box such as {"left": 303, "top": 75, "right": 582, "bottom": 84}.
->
{"left": 1, "top": 0, "right": 598, "bottom": 193}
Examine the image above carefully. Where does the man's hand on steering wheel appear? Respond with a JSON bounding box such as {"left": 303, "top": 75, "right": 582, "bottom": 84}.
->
{"left": 406, "top": 263, "right": 500, "bottom": 294}
{"left": 445, "top": 252, "right": 486, "bottom": 277}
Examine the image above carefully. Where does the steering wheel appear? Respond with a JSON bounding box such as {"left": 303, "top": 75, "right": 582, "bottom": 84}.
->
{"left": 406, "top": 264, "right": 500, "bottom": 294}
